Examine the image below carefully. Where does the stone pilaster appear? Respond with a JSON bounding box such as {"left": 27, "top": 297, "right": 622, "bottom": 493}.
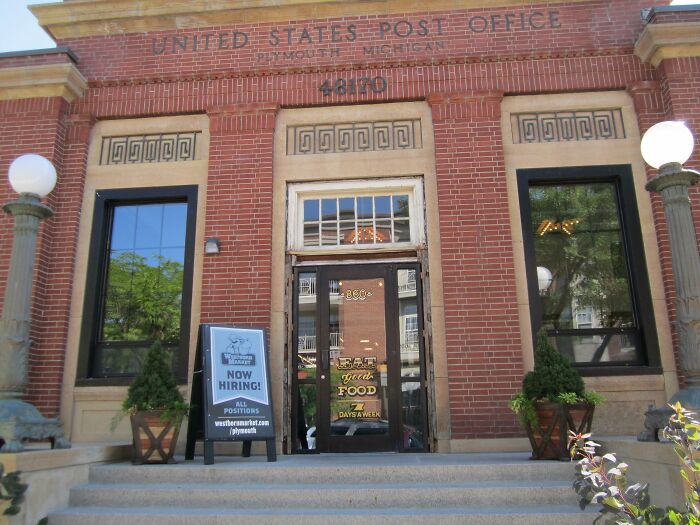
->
{"left": 0, "top": 196, "right": 53, "bottom": 400}
{"left": 646, "top": 166, "right": 700, "bottom": 397}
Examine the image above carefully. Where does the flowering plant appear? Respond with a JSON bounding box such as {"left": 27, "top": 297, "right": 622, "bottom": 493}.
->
{"left": 570, "top": 402, "right": 700, "bottom": 525}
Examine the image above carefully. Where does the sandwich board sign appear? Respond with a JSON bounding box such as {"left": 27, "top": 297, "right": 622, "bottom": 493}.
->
{"left": 185, "top": 324, "right": 276, "bottom": 463}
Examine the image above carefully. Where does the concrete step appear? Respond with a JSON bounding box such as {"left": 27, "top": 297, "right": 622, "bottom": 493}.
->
{"left": 69, "top": 480, "right": 578, "bottom": 508}
{"left": 49, "top": 505, "right": 597, "bottom": 525}
{"left": 88, "top": 453, "right": 575, "bottom": 485}
{"left": 49, "top": 453, "right": 593, "bottom": 525}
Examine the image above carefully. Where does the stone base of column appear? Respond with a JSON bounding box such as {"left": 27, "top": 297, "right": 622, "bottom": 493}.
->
{"left": 638, "top": 404, "right": 674, "bottom": 442}
{"left": 669, "top": 386, "right": 700, "bottom": 410}
{"left": 638, "top": 386, "right": 700, "bottom": 442}
{"left": 0, "top": 399, "right": 70, "bottom": 452}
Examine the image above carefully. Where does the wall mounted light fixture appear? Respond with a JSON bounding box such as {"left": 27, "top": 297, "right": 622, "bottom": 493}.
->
{"left": 205, "top": 237, "right": 221, "bottom": 254}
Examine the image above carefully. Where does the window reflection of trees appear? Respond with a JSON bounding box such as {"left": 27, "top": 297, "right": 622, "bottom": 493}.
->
{"left": 97, "top": 201, "right": 187, "bottom": 376}
{"left": 99, "top": 253, "right": 183, "bottom": 375}
{"left": 530, "top": 183, "right": 639, "bottom": 364}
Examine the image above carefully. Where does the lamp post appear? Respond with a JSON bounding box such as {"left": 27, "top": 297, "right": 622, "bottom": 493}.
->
{"left": 639, "top": 121, "right": 700, "bottom": 440}
{"left": 0, "top": 154, "right": 69, "bottom": 452}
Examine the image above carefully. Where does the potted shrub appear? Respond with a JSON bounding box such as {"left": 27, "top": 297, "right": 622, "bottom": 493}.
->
{"left": 509, "top": 330, "right": 603, "bottom": 460}
{"left": 119, "top": 341, "right": 188, "bottom": 464}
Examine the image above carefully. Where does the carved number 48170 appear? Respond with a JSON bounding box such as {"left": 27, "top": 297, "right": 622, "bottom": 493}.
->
{"left": 319, "top": 77, "right": 388, "bottom": 96}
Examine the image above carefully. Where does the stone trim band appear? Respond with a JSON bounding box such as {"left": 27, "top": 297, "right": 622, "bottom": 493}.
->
{"left": 99, "top": 132, "right": 201, "bottom": 165}
{"left": 286, "top": 120, "right": 422, "bottom": 156}
{"left": 511, "top": 109, "right": 626, "bottom": 144}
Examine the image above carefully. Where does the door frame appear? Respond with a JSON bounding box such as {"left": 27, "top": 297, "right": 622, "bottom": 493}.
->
{"left": 292, "top": 262, "right": 428, "bottom": 453}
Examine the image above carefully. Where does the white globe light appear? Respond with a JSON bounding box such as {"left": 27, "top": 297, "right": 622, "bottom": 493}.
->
{"left": 7, "top": 154, "right": 57, "bottom": 197}
{"left": 640, "top": 121, "right": 695, "bottom": 169}
{"left": 537, "top": 266, "right": 552, "bottom": 294}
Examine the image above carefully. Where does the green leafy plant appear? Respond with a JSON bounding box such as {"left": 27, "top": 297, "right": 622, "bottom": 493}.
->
{"left": 1, "top": 464, "right": 27, "bottom": 516}
{"left": 556, "top": 392, "right": 581, "bottom": 405}
{"left": 509, "top": 392, "right": 538, "bottom": 428}
{"left": 570, "top": 402, "right": 700, "bottom": 525}
{"left": 523, "top": 330, "right": 585, "bottom": 401}
{"left": 509, "top": 330, "right": 602, "bottom": 426}
{"left": 112, "top": 340, "right": 188, "bottom": 430}
{"left": 583, "top": 391, "right": 607, "bottom": 406}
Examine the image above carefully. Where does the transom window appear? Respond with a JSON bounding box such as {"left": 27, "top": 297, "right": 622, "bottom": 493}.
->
{"left": 288, "top": 178, "right": 425, "bottom": 252}
{"left": 303, "top": 194, "right": 410, "bottom": 247}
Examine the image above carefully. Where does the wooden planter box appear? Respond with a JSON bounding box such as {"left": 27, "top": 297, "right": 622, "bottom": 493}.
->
{"left": 526, "top": 401, "right": 594, "bottom": 460}
{"left": 130, "top": 410, "right": 181, "bottom": 464}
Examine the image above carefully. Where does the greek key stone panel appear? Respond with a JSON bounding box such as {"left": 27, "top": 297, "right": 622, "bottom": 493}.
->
{"left": 99, "top": 131, "right": 200, "bottom": 165}
{"left": 511, "top": 110, "right": 625, "bottom": 144}
{"left": 287, "top": 120, "right": 422, "bottom": 155}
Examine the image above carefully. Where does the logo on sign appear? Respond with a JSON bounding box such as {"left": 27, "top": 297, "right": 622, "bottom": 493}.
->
{"left": 221, "top": 335, "right": 256, "bottom": 366}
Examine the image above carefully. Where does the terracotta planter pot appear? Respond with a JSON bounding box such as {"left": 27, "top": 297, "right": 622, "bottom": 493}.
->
{"left": 526, "top": 401, "right": 594, "bottom": 460}
{"left": 130, "top": 410, "right": 182, "bottom": 464}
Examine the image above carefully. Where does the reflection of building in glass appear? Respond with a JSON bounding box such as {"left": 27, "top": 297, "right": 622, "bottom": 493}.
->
{"left": 398, "top": 270, "right": 420, "bottom": 378}
{"left": 529, "top": 180, "right": 642, "bottom": 365}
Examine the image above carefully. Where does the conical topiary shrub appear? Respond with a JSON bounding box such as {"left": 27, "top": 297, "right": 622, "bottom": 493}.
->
{"left": 522, "top": 330, "right": 585, "bottom": 402}
{"left": 123, "top": 341, "right": 185, "bottom": 413}
{"left": 123, "top": 341, "right": 188, "bottom": 464}
{"left": 510, "top": 330, "right": 602, "bottom": 460}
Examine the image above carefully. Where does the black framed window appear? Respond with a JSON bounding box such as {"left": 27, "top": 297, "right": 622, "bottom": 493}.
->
{"left": 517, "top": 165, "right": 660, "bottom": 374}
{"left": 77, "top": 186, "right": 197, "bottom": 384}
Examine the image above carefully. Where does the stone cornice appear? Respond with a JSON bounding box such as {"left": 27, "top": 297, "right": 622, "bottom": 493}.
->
{"left": 635, "top": 21, "right": 700, "bottom": 67}
{"left": 30, "top": 0, "right": 591, "bottom": 39}
{"left": 0, "top": 63, "right": 87, "bottom": 102}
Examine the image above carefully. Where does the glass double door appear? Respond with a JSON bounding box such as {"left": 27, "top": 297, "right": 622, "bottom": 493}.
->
{"left": 294, "top": 264, "right": 427, "bottom": 453}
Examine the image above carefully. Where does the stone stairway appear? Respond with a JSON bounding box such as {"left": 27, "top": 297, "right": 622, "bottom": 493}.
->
{"left": 48, "top": 452, "right": 595, "bottom": 525}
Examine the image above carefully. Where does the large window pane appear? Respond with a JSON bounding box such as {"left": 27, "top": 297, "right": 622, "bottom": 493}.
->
{"left": 101, "top": 202, "right": 187, "bottom": 346}
{"left": 110, "top": 207, "right": 137, "bottom": 249}
{"left": 528, "top": 181, "right": 641, "bottom": 364}
{"left": 297, "top": 383, "right": 317, "bottom": 451}
{"left": 162, "top": 204, "right": 187, "bottom": 247}
{"left": 91, "top": 197, "right": 192, "bottom": 379}
{"left": 296, "top": 270, "right": 318, "bottom": 451}
{"left": 297, "top": 272, "right": 318, "bottom": 372}
{"left": 398, "top": 269, "right": 420, "bottom": 378}
{"left": 134, "top": 204, "right": 164, "bottom": 249}
{"left": 401, "top": 381, "right": 424, "bottom": 450}
{"left": 80, "top": 187, "right": 196, "bottom": 381}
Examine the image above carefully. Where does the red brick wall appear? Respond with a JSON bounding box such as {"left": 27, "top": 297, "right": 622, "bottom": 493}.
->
{"left": 429, "top": 91, "right": 524, "bottom": 438}
{"left": 0, "top": 0, "right": 694, "bottom": 433}
{"left": 0, "top": 96, "right": 68, "bottom": 417}
{"left": 200, "top": 103, "right": 277, "bottom": 328}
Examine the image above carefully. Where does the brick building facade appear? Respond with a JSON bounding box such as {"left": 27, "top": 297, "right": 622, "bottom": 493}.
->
{"left": 0, "top": 0, "right": 698, "bottom": 453}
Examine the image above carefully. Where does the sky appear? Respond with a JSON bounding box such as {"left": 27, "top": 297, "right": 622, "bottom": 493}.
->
{"left": 0, "top": 0, "right": 698, "bottom": 54}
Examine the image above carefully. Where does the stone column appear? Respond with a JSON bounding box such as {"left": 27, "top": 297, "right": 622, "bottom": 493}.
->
{"left": 0, "top": 193, "right": 69, "bottom": 452}
{"left": 646, "top": 165, "right": 700, "bottom": 407}
{"left": 0, "top": 195, "right": 52, "bottom": 398}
